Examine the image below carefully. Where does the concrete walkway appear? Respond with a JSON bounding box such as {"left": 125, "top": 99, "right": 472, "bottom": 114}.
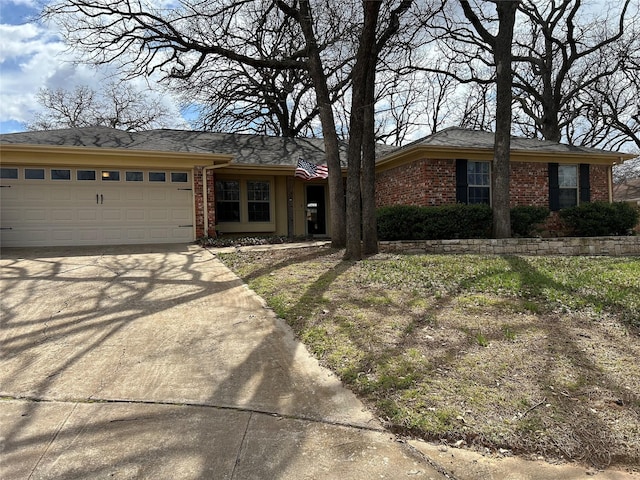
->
{"left": 1, "top": 244, "right": 636, "bottom": 479}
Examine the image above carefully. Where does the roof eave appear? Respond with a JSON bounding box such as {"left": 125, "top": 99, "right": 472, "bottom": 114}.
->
{"left": 376, "top": 145, "right": 636, "bottom": 170}
{"left": 0, "top": 143, "right": 234, "bottom": 168}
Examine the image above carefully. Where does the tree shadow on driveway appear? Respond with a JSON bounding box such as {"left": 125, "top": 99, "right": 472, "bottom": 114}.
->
{"left": 1, "top": 245, "right": 423, "bottom": 479}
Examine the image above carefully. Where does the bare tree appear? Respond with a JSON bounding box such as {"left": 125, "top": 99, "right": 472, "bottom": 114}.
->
{"left": 458, "top": 0, "right": 520, "bottom": 239}
{"left": 421, "top": 0, "right": 636, "bottom": 146}
{"left": 373, "top": 68, "right": 459, "bottom": 144}
{"left": 185, "top": 64, "right": 321, "bottom": 137}
{"left": 170, "top": 6, "right": 353, "bottom": 138}
{"left": 512, "top": 0, "right": 635, "bottom": 143}
{"left": 27, "top": 82, "right": 173, "bottom": 131}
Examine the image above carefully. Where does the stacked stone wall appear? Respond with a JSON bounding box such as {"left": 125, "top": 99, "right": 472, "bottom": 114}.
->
{"left": 379, "top": 237, "right": 640, "bottom": 256}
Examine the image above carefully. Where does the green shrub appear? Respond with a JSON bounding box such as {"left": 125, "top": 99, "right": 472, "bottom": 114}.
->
{"left": 559, "top": 201, "right": 639, "bottom": 236}
{"left": 510, "top": 206, "right": 550, "bottom": 237}
{"left": 377, "top": 204, "right": 492, "bottom": 240}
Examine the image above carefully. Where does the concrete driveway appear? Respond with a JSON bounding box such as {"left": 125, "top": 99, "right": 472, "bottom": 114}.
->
{"left": 0, "top": 244, "right": 445, "bottom": 479}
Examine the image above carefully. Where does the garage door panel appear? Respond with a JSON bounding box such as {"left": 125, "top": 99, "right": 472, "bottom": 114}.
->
{"left": 148, "top": 227, "right": 192, "bottom": 242}
{"left": 77, "top": 230, "right": 100, "bottom": 242}
{"left": 1, "top": 169, "right": 194, "bottom": 247}
{"left": 171, "top": 209, "right": 192, "bottom": 222}
{"left": 23, "top": 188, "right": 48, "bottom": 201}
{"left": 23, "top": 209, "right": 47, "bottom": 222}
{"left": 148, "top": 209, "right": 169, "bottom": 221}
{"left": 125, "top": 190, "right": 145, "bottom": 201}
{"left": 102, "top": 209, "right": 124, "bottom": 221}
{"left": 51, "top": 230, "right": 75, "bottom": 242}
{"left": 0, "top": 228, "right": 49, "bottom": 246}
{"left": 77, "top": 209, "right": 99, "bottom": 221}
{"left": 0, "top": 207, "right": 22, "bottom": 223}
{"left": 51, "top": 209, "right": 75, "bottom": 222}
{"left": 125, "top": 229, "right": 147, "bottom": 241}
{"left": 50, "top": 189, "right": 74, "bottom": 201}
{"left": 103, "top": 229, "right": 125, "bottom": 242}
{"left": 147, "top": 190, "right": 169, "bottom": 202}
{"left": 126, "top": 209, "right": 146, "bottom": 221}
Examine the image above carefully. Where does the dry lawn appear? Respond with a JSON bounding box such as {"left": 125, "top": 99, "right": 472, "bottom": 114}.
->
{"left": 217, "top": 246, "right": 640, "bottom": 471}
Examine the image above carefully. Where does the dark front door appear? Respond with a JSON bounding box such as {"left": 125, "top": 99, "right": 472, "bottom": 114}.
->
{"left": 306, "top": 185, "right": 326, "bottom": 235}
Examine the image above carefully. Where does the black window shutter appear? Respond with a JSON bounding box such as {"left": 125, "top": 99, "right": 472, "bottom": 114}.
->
{"left": 579, "top": 163, "right": 590, "bottom": 203}
{"left": 548, "top": 163, "right": 560, "bottom": 211}
{"left": 456, "top": 159, "right": 468, "bottom": 203}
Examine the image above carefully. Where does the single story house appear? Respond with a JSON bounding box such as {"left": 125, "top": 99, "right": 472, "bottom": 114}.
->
{"left": 0, "top": 126, "right": 635, "bottom": 247}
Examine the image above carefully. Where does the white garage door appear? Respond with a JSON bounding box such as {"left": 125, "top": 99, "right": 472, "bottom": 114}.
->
{"left": 0, "top": 166, "right": 194, "bottom": 247}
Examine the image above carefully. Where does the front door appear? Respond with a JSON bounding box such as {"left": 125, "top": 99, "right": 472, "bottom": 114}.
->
{"left": 305, "top": 185, "right": 326, "bottom": 236}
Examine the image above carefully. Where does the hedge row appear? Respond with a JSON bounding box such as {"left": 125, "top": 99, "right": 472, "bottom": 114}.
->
{"left": 376, "top": 202, "right": 638, "bottom": 240}
{"left": 376, "top": 204, "right": 493, "bottom": 240}
{"left": 560, "top": 201, "right": 639, "bottom": 236}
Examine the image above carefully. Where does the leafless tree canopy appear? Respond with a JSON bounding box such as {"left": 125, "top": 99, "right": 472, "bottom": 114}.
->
{"left": 41, "top": 1, "right": 640, "bottom": 181}
{"left": 27, "top": 82, "right": 173, "bottom": 131}
{"left": 415, "top": 0, "right": 640, "bottom": 154}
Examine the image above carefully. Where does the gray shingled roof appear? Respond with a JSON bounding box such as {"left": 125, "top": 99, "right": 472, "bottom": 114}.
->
{"left": 0, "top": 126, "right": 630, "bottom": 168}
{"left": 0, "top": 127, "right": 351, "bottom": 166}
{"left": 399, "top": 127, "right": 628, "bottom": 157}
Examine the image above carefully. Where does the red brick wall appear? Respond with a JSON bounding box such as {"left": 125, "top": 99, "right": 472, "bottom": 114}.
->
{"left": 589, "top": 164, "right": 610, "bottom": 202}
{"left": 194, "top": 167, "right": 204, "bottom": 238}
{"left": 376, "top": 158, "right": 456, "bottom": 207}
{"left": 376, "top": 159, "right": 611, "bottom": 209}
{"left": 509, "top": 162, "right": 549, "bottom": 207}
{"left": 206, "top": 169, "right": 216, "bottom": 237}
{"left": 194, "top": 166, "right": 218, "bottom": 238}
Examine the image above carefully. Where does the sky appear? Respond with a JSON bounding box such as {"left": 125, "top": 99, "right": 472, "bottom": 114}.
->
{"left": 0, "top": 0, "right": 188, "bottom": 134}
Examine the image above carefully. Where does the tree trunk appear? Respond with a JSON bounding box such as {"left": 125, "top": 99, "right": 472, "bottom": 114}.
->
{"left": 361, "top": 62, "right": 378, "bottom": 255}
{"left": 344, "top": 1, "right": 382, "bottom": 260}
{"left": 492, "top": 2, "right": 519, "bottom": 239}
{"left": 298, "top": 1, "right": 346, "bottom": 248}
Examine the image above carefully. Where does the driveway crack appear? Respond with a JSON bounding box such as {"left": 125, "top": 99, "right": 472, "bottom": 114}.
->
{"left": 27, "top": 402, "right": 78, "bottom": 480}
{"left": 231, "top": 411, "right": 252, "bottom": 480}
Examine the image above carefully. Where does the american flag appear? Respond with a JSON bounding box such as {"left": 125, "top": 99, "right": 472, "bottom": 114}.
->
{"left": 295, "top": 158, "right": 329, "bottom": 180}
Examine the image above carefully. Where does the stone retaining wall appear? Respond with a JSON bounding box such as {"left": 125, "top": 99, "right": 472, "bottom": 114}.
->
{"left": 379, "top": 237, "right": 640, "bottom": 256}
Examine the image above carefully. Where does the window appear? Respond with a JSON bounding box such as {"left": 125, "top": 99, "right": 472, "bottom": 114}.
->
{"left": 25, "top": 168, "right": 45, "bottom": 180}
{"left": 558, "top": 164, "right": 578, "bottom": 209}
{"left": 215, "top": 180, "right": 240, "bottom": 222}
{"left": 101, "top": 170, "right": 120, "bottom": 181}
{"left": 126, "top": 171, "right": 144, "bottom": 182}
{"left": 51, "top": 169, "right": 71, "bottom": 180}
{"left": 467, "top": 161, "right": 490, "bottom": 204}
{"left": 171, "top": 172, "right": 188, "bottom": 183}
{"left": 149, "top": 172, "right": 166, "bottom": 182}
{"left": 247, "top": 181, "right": 270, "bottom": 222}
{"left": 0, "top": 168, "right": 18, "bottom": 179}
{"left": 456, "top": 159, "right": 491, "bottom": 205}
{"left": 77, "top": 170, "right": 96, "bottom": 181}
{"left": 549, "top": 163, "right": 590, "bottom": 211}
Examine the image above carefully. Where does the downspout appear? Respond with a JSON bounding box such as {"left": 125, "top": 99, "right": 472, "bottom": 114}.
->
{"left": 203, "top": 163, "right": 231, "bottom": 238}
{"left": 608, "top": 164, "right": 614, "bottom": 203}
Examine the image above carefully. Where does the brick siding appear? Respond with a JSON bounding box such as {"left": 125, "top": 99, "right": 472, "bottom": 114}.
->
{"left": 376, "top": 159, "right": 611, "bottom": 209}
{"left": 194, "top": 167, "right": 204, "bottom": 238}
{"left": 194, "top": 166, "right": 218, "bottom": 239}
{"left": 376, "top": 158, "right": 456, "bottom": 207}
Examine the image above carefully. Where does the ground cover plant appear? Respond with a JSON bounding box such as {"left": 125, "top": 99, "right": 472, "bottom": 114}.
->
{"left": 217, "top": 247, "right": 640, "bottom": 470}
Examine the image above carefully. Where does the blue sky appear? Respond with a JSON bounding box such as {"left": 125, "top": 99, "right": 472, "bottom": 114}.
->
{"left": 0, "top": 0, "right": 186, "bottom": 134}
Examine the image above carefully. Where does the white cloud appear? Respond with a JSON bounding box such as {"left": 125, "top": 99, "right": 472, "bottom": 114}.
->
{"left": 1, "top": 7, "right": 189, "bottom": 131}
